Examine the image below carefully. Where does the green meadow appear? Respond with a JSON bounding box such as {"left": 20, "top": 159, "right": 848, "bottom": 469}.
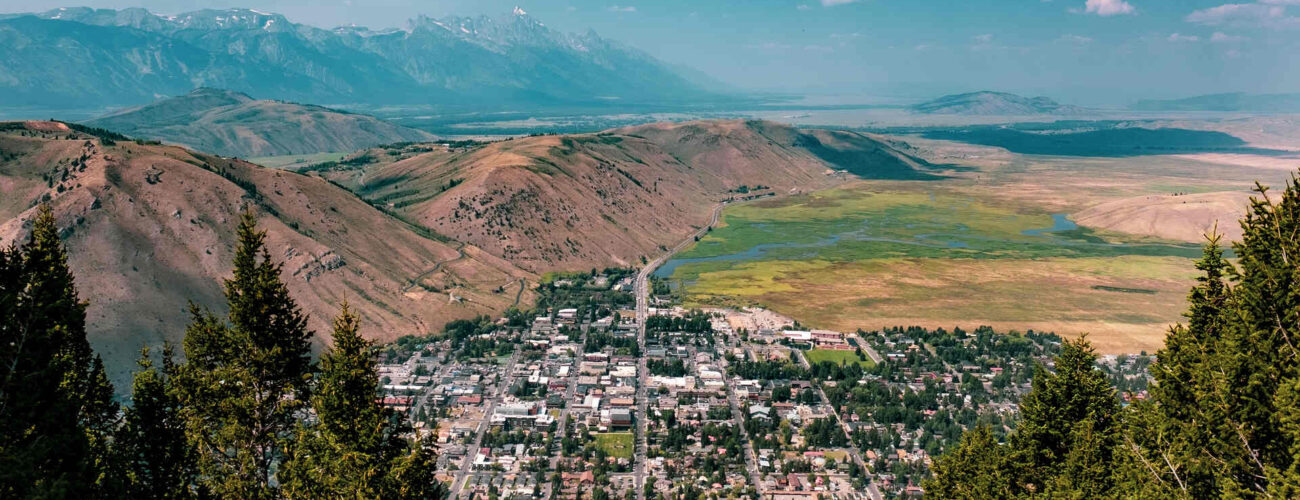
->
{"left": 662, "top": 183, "right": 1205, "bottom": 353}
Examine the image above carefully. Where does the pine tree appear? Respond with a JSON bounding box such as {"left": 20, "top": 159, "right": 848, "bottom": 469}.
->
{"left": 280, "top": 304, "right": 444, "bottom": 499}
{"left": 1123, "top": 180, "right": 1300, "bottom": 498}
{"left": 1009, "top": 336, "right": 1119, "bottom": 494}
{"left": 174, "top": 211, "right": 314, "bottom": 499}
{"left": 1121, "top": 236, "right": 1236, "bottom": 497}
{"left": 924, "top": 426, "right": 1012, "bottom": 499}
{"left": 927, "top": 337, "right": 1118, "bottom": 499}
{"left": 0, "top": 205, "right": 116, "bottom": 498}
{"left": 116, "top": 345, "right": 195, "bottom": 499}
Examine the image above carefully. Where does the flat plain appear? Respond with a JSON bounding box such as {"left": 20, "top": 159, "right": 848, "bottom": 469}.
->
{"left": 662, "top": 134, "right": 1300, "bottom": 353}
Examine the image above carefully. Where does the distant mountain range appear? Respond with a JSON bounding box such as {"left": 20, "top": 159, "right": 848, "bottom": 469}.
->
{"left": 912, "top": 91, "right": 1087, "bottom": 116}
{"left": 85, "top": 88, "right": 434, "bottom": 157}
{"left": 0, "top": 7, "right": 726, "bottom": 111}
{"left": 1131, "top": 93, "right": 1300, "bottom": 113}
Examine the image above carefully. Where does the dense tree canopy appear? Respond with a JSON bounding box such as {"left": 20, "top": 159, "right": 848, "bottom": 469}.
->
{"left": 0, "top": 205, "right": 118, "bottom": 498}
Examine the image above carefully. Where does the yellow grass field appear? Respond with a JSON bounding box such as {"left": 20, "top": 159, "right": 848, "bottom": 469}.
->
{"left": 682, "top": 256, "right": 1197, "bottom": 354}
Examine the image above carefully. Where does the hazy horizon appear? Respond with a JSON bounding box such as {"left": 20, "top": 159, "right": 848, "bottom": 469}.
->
{"left": 2, "top": 0, "right": 1298, "bottom": 106}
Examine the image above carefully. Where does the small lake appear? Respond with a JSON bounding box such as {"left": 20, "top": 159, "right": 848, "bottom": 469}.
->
{"left": 1021, "top": 213, "right": 1078, "bottom": 236}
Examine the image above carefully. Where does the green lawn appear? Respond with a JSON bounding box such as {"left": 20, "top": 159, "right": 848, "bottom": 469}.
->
{"left": 805, "top": 349, "right": 875, "bottom": 368}
{"left": 592, "top": 432, "right": 635, "bottom": 459}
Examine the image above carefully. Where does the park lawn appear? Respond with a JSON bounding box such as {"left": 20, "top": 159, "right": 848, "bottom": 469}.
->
{"left": 805, "top": 349, "right": 875, "bottom": 368}
{"left": 592, "top": 432, "right": 635, "bottom": 459}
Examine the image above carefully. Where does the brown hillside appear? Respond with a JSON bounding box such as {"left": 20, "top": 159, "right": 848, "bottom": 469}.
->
{"left": 84, "top": 88, "right": 436, "bottom": 158}
{"left": 318, "top": 120, "right": 934, "bottom": 272}
{"left": 0, "top": 122, "right": 533, "bottom": 389}
{"left": 1074, "top": 191, "right": 1253, "bottom": 243}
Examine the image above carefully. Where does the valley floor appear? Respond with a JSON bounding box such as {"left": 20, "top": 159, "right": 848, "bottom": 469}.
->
{"left": 661, "top": 139, "right": 1300, "bottom": 353}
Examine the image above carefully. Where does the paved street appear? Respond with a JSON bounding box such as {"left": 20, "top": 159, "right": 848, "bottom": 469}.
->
{"left": 450, "top": 351, "right": 520, "bottom": 499}
{"left": 633, "top": 202, "right": 725, "bottom": 500}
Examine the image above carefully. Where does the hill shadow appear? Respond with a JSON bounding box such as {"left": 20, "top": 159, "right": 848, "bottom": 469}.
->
{"left": 918, "top": 126, "right": 1293, "bottom": 157}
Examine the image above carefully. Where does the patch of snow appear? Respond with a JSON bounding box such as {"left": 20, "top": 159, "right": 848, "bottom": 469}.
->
{"left": 513, "top": 6, "right": 527, "bottom": 16}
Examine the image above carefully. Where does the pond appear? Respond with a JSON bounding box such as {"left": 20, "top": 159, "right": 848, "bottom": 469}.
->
{"left": 1021, "top": 213, "right": 1078, "bottom": 236}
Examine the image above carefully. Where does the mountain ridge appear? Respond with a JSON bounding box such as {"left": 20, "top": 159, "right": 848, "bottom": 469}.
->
{"left": 84, "top": 88, "right": 435, "bottom": 157}
{"left": 913, "top": 91, "right": 1087, "bottom": 115}
{"left": 1, "top": 7, "right": 726, "bottom": 111}
{"left": 1131, "top": 92, "right": 1300, "bottom": 113}
{"left": 312, "top": 119, "right": 943, "bottom": 272}
{"left": 0, "top": 120, "right": 532, "bottom": 390}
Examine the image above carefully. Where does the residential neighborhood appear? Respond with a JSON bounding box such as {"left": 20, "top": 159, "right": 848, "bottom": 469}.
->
{"left": 364, "top": 267, "right": 1116, "bottom": 500}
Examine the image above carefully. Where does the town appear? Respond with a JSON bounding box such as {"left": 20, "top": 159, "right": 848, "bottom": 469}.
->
{"left": 368, "top": 267, "right": 1151, "bottom": 500}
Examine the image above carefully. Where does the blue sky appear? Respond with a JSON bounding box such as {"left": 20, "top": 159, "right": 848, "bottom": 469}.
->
{"left": 3, "top": 0, "right": 1297, "bottom": 105}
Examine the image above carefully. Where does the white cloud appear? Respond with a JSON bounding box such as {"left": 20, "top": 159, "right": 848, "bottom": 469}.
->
{"left": 1186, "top": 3, "right": 1300, "bottom": 28}
{"left": 606, "top": 5, "right": 637, "bottom": 13}
{"left": 1167, "top": 32, "right": 1201, "bottom": 42}
{"left": 804, "top": 44, "right": 835, "bottom": 52}
{"left": 746, "top": 41, "right": 792, "bottom": 50}
{"left": 1210, "top": 31, "right": 1247, "bottom": 41}
{"left": 1084, "top": 0, "right": 1136, "bottom": 16}
{"left": 1055, "top": 33, "right": 1094, "bottom": 44}
{"left": 797, "top": 4, "right": 811, "bottom": 10}
{"left": 830, "top": 32, "right": 862, "bottom": 39}
{"left": 821, "top": 0, "right": 859, "bottom": 6}
{"left": 973, "top": 34, "right": 994, "bottom": 43}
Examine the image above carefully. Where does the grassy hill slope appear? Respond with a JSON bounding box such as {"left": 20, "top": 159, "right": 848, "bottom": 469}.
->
{"left": 0, "top": 121, "right": 531, "bottom": 389}
{"left": 84, "top": 88, "right": 434, "bottom": 157}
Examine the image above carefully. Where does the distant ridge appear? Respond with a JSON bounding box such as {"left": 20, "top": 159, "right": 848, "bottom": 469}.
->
{"left": 85, "top": 88, "right": 434, "bottom": 157}
{"left": 1131, "top": 92, "right": 1300, "bottom": 113}
{"left": 0, "top": 7, "right": 726, "bottom": 110}
{"left": 912, "top": 91, "right": 1087, "bottom": 115}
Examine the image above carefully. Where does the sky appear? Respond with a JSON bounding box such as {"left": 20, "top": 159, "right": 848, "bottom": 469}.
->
{"left": 2, "top": 0, "right": 1297, "bottom": 106}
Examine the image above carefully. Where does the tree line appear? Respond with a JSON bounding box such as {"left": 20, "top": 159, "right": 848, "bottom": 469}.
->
{"left": 0, "top": 207, "right": 446, "bottom": 499}
{"left": 927, "top": 179, "right": 1300, "bottom": 499}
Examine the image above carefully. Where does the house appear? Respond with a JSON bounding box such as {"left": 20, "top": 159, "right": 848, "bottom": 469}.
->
{"left": 609, "top": 397, "right": 635, "bottom": 408}
{"left": 607, "top": 408, "right": 633, "bottom": 428}
{"left": 380, "top": 396, "right": 412, "bottom": 411}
